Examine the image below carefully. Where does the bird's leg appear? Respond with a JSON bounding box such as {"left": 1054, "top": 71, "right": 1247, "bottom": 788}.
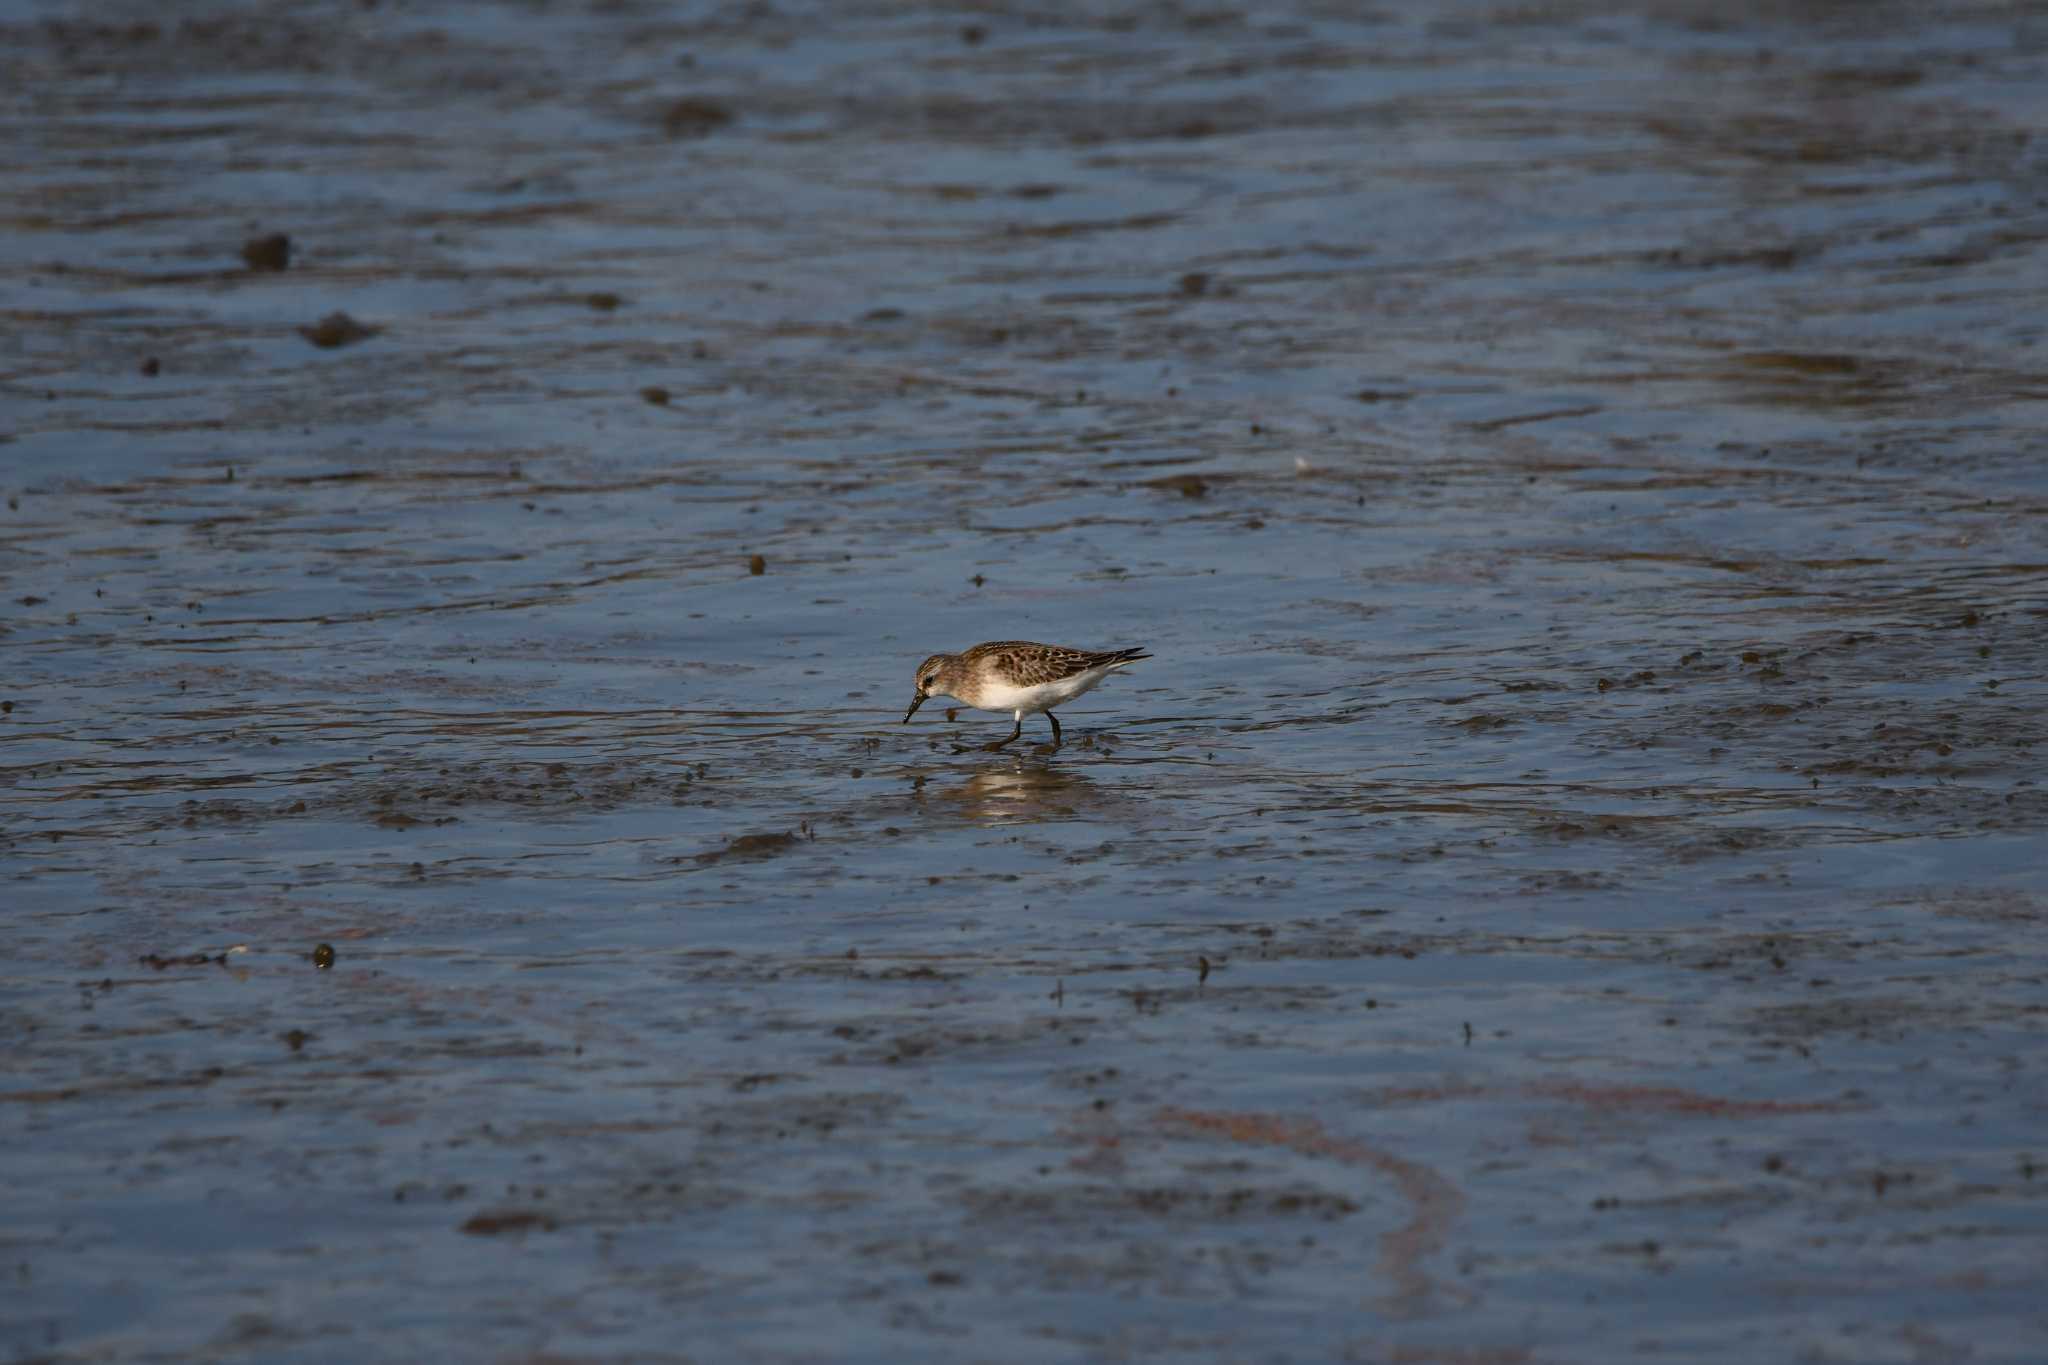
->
{"left": 1045, "top": 712, "right": 1063, "bottom": 747}
{"left": 986, "top": 718, "right": 1024, "bottom": 751}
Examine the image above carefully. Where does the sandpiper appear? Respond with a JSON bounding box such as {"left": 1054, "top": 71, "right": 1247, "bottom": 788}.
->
{"left": 902, "top": 641, "right": 1151, "bottom": 750}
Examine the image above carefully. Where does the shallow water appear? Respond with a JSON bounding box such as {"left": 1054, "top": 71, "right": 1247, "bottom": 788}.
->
{"left": 6, "top": 1, "right": 2048, "bottom": 1360}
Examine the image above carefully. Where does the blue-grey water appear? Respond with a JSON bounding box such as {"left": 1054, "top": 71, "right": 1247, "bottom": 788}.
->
{"left": 5, "top": 1, "right": 2047, "bottom": 1360}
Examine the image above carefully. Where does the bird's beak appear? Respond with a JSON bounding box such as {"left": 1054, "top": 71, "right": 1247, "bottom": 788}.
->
{"left": 903, "top": 693, "right": 926, "bottom": 724}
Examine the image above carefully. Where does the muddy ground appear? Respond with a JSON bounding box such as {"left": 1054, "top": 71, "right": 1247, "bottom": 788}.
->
{"left": 4, "top": 1, "right": 2046, "bottom": 1361}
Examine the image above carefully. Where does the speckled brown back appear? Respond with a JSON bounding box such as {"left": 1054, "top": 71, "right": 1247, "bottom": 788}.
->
{"left": 961, "top": 641, "right": 1149, "bottom": 687}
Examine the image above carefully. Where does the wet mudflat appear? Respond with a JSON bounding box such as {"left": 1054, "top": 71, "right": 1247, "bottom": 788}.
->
{"left": 5, "top": 1, "right": 2048, "bottom": 1360}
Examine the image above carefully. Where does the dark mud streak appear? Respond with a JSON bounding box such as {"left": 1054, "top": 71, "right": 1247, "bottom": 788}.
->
{"left": 1157, "top": 1108, "right": 1469, "bottom": 1316}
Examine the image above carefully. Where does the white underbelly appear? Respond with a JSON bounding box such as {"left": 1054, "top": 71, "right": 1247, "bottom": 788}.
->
{"left": 975, "top": 671, "right": 1102, "bottom": 715}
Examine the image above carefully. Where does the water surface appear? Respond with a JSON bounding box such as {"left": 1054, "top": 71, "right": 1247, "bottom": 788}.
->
{"left": 5, "top": 2, "right": 2047, "bottom": 1360}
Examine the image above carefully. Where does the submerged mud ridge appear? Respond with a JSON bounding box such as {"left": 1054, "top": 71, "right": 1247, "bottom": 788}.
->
{"left": 6, "top": 1, "right": 2048, "bottom": 1361}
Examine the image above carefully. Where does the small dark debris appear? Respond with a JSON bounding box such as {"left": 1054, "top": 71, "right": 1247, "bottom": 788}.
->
{"left": 1198, "top": 955, "right": 1210, "bottom": 984}
{"left": 748, "top": 554, "right": 767, "bottom": 575}
{"left": 139, "top": 356, "right": 160, "bottom": 376}
{"left": 282, "top": 1029, "right": 311, "bottom": 1052}
{"left": 1178, "top": 271, "right": 1210, "bottom": 296}
{"left": 585, "top": 292, "right": 623, "bottom": 310}
{"left": 241, "top": 232, "right": 290, "bottom": 271}
{"left": 139, "top": 952, "right": 218, "bottom": 970}
{"left": 639, "top": 385, "right": 670, "bottom": 406}
{"left": 661, "top": 97, "right": 733, "bottom": 138}
{"left": 960, "top": 24, "right": 985, "bottom": 44}
{"left": 1146, "top": 473, "right": 1208, "bottom": 498}
{"left": 459, "top": 1210, "right": 556, "bottom": 1236}
{"left": 312, "top": 944, "right": 336, "bottom": 970}
{"left": 695, "top": 831, "right": 797, "bottom": 865}
{"left": 298, "top": 312, "right": 378, "bottom": 348}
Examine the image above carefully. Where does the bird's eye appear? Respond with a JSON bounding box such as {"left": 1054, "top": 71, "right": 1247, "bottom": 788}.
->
{"left": 922, "top": 675, "right": 936, "bottom": 689}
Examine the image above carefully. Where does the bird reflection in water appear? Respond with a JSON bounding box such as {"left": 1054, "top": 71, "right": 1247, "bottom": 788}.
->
{"left": 929, "top": 762, "right": 1099, "bottom": 826}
